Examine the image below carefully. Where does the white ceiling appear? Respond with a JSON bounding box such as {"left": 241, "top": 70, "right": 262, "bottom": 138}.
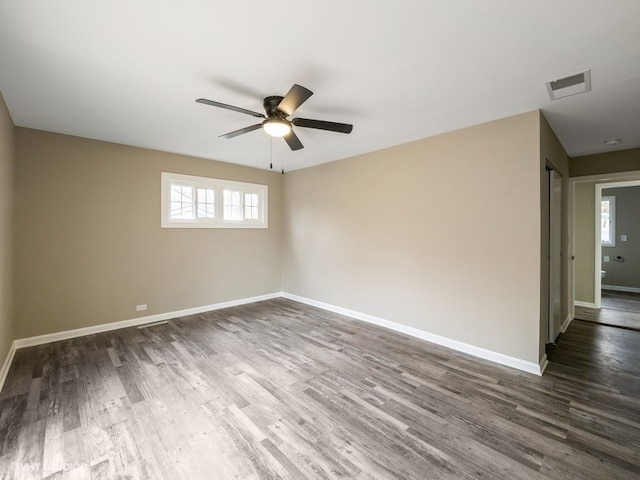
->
{"left": 1, "top": 1, "right": 639, "bottom": 171}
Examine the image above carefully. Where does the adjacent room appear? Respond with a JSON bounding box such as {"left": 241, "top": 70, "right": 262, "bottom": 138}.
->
{"left": 574, "top": 179, "right": 640, "bottom": 330}
{"left": 1, "top": 2, "right": 640, "bottom": 479}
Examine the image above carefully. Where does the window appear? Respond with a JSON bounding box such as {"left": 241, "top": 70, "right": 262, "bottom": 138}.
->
{"left": 170, "top": 184, "right": 194, "bottom": 219}
{"left": 601, "top": 195, "right": 615, "bottom": 246}
{"left": 223, "top": 189, "right": 243, "bottom": 221}
{"left": 161, "top": 172, "right": 267, "bottom": 228}
{"left": 197, "top": 188, "right": 215, "bottom": 218}
{"left": 244, "top": 193, "right": 259, "bottom": 220}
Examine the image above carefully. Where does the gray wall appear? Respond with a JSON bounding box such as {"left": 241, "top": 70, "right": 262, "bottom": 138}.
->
{"left": 0, "top": 93, "right": 14, "bottom": 366}
{"left": 602, "top": 186, "right": 640, "bottom": 289}
{"left": 14, "top": 128, "right": 284, "bottom": 338}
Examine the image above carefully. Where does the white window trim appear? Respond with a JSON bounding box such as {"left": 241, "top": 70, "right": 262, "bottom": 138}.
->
{"left": 601, "top": 195, "right": 615, "bottom": 247}
{"left": 161, "top": 172, "right": 268, "bottom": 229}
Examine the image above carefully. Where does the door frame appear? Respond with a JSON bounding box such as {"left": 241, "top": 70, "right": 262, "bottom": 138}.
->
{"left": 569, "top": 170, "right": 640, "bottom": 310}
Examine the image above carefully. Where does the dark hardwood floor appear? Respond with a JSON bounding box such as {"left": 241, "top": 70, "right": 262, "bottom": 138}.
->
{"left": 1, "top": 298, "right": 639, "bottom": 479}
{"left": 575, "top": 291, "right": 640, "bottom": 331}
{"left": 601, "top": 290, "right": 640, "bottom": 313}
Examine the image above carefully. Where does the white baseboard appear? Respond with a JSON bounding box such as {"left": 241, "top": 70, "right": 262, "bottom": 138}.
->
{"left": 0, "top": 341, "right": 17, "bottom": 394}
{"left": 574, "top": 301, "right": 597, "bottom": 308}
{"left": 539, "top": 354, "right": 549, "bottom": 375}
{"left": 4, "top": 290, "right": 547, "bottom": 391}
{"left": 602, "top": 285, "right": 640, "bottom": 293}
{"left": 560, "top": 314, "right": 572, "bottom": 333}
{"left": 282, "top": 292, "right": 545, "bottom": 376}
{"left": 14, "top": 292, "right": 281, "bottom": 349}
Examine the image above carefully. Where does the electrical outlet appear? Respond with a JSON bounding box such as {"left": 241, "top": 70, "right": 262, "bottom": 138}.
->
{"left": 136, "top": 304, "right": 147, "bottom": 312}
{"left": 604, "top": 256, "right": 610, "bottom": 262}
{"left": 621, "top": 234, "right": 627, "bottom": 241}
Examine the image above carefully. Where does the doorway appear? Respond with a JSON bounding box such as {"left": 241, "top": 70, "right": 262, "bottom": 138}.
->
{"left": 571, "top": 173, "right": 640, "bottom": 331}
{"left": 595, "top": 181, "right": 640, "bottom": 305}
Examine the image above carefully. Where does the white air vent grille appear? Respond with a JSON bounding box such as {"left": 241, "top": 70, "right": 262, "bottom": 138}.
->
{"left": 546, "top": 70, "right": 591, "bottom": 100}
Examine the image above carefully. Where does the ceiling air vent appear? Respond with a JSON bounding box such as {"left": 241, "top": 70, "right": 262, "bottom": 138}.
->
{"left": 546, "top": 70, "right": 591, "bottom": 100}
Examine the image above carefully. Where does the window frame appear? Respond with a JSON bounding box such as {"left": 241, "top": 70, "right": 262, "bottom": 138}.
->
{"left": 601, "top": 195, "right": 615, "bottom": 247}
{"left": 161, "top": 172, "right": 268, "bottom": 229}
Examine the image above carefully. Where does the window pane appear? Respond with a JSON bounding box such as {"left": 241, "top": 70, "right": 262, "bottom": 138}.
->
{"left": 601, "top": 197, "right": 615, "bottom": 245}
{"left": 601, "top": 199, "right": 608, "bottom": 240}
{"left": 197, "top": 204, "right": 212, "bottom": 218}
{"left": 245, "top": 193, "right": 257, "bottom": 206}
{"left": 196, "top": 188, "right": 215, "bottom": 218}
{"left": 243, "top": 193, "right": 259, "bottom": 219}
{"left": 170, "top": 185, "right": 194, "bottom": 219}
{"left": 223, "top": 189, "right": 243, "bottom": 220}
{"left": 224, "top": 205, "right": 243, "bottom": 220}
{"left": 197, "top": 188, "right": 215, "bottom": 204}
{"left": 223, "top": 189, "right": 241, "bottom": 205}
{"left": 171, "top": 201, "right": 194, "bottom": 219}
{"left": 602, "top": 217, "right": 610, "bottom": 242}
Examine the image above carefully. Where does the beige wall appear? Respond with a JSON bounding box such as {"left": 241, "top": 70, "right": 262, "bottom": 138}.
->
{"left": 8, "top": 109, "right": 570, "bottom": 370}
{"left": 14, "top": 129, "right": 283, "bottom": 338}
{"left": 570, "top": 148, "right": 640, "bottom": 177}
{"left": 283, "top": 111, "right": 542, "bottom": 364}
{"left": 0, "top": 93, "right": 14, "bottom": 364}
{"left": 574, "top": 182, "right": 596, "bottom": 304}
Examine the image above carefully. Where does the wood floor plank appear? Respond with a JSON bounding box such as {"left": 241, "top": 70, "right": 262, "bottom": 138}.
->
{"left": 1, "top": 298, "right": 640, "bottom": 479}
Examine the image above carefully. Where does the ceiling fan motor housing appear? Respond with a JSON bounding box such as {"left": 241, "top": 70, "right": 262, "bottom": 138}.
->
{"left": 264, "top": 96, "right": 286, "bottom": 118}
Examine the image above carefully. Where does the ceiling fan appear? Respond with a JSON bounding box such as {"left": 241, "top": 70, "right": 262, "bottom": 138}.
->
{"left": 196, "top": 84, "right": 353, "bottom": 151}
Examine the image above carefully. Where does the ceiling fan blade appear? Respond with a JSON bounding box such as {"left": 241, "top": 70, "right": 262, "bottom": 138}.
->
{"left": 292, "top": 117, "right": 353, "bottom": 134}
{"left": 277, "top": 84, "right": 313, "bottom": 116}
{"left": 220, "top": 124, "right": 263, "bottom": 139}
{"left": 196, "top": 98, "right": 265, "bottom": 118}
{"left": 284, "top": 130, "right": 304, "bottom": 151}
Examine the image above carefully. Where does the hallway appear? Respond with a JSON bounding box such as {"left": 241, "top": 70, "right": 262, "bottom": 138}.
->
{"left": 601, "top": 290, "right": 640, "bottom": 313}
{"left": 546, "top": 318, "right": 640, "bottom": 409}
{"left": 574, "top": 291, "right": 640, "bottom": 331}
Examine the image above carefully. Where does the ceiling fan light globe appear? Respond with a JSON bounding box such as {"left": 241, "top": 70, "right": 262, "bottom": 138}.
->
{"left": 263, "top": 118, "right": 291, "bottom": 137}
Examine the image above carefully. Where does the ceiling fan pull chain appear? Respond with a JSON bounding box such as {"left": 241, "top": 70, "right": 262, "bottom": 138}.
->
{"left": 270, "top": 137, "right": 273, "bottom": 169}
